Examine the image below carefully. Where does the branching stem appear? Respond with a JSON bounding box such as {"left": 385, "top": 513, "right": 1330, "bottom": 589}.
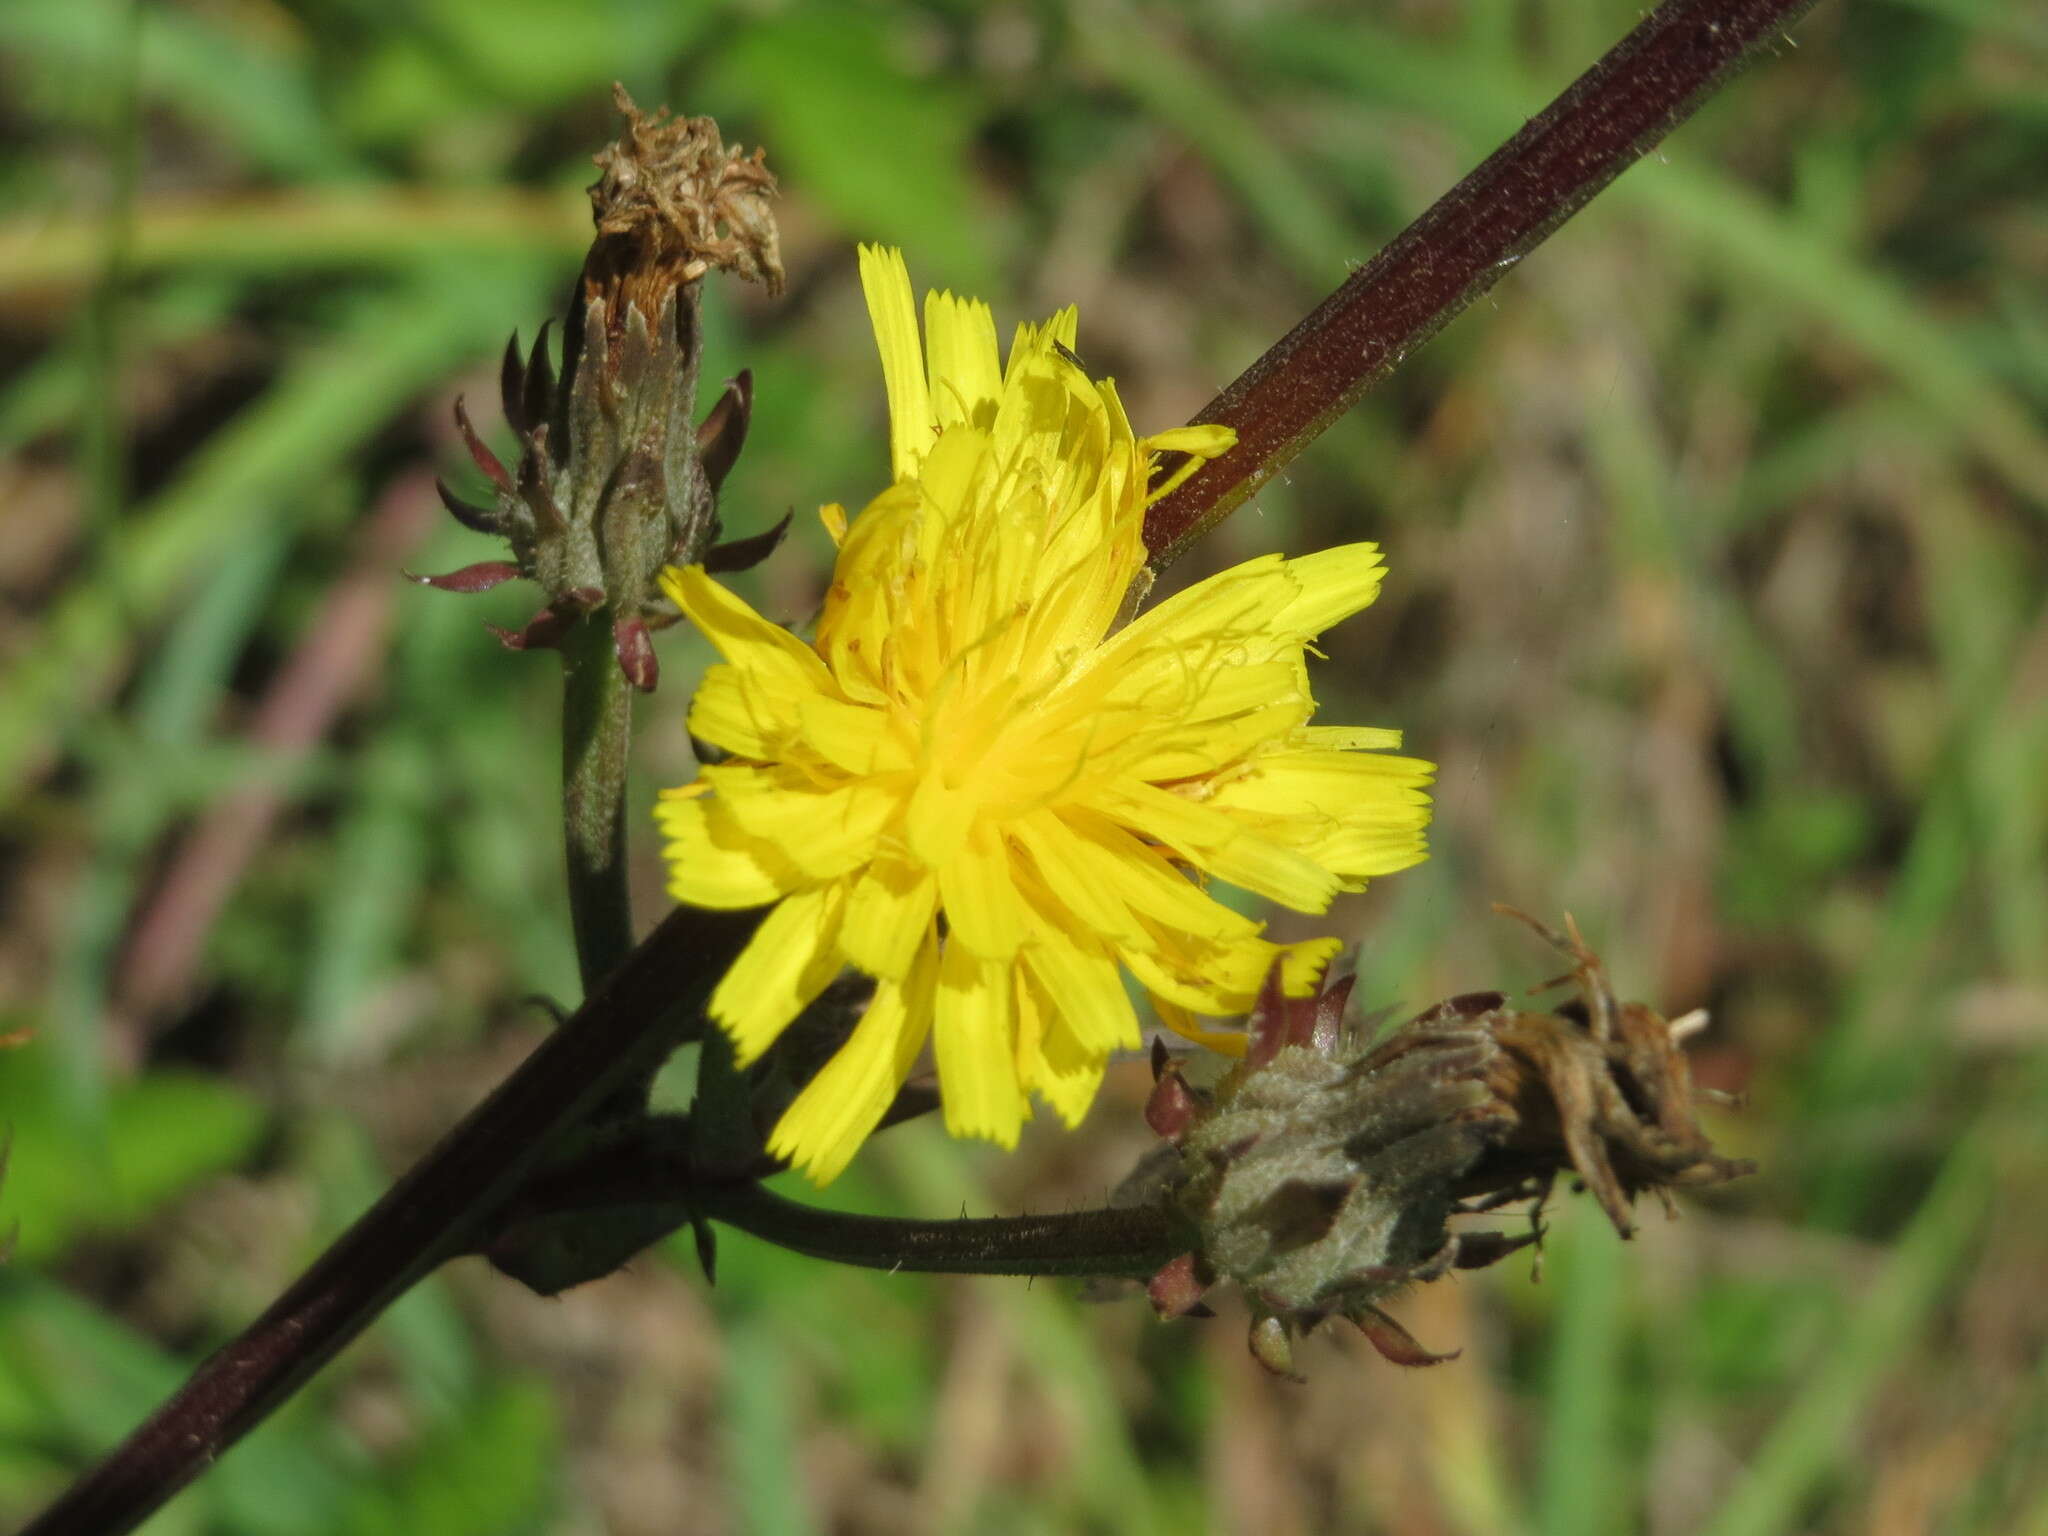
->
{"left": 25, "top": 3, "right": 1823, "bottom": 1530}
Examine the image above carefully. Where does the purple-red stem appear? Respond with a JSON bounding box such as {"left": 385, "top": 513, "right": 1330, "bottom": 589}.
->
{"left": 1142, "top": 0, "right": 1822, "bottom": 568}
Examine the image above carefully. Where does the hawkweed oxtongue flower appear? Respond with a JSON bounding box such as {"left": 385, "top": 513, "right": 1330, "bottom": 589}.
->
{"left": 423, "top": 86, "right": 786, "bottom": 690}
{"left": 657, "top": 247, "right": 1434, "bottom": 1184}
{"left": 1141, "top": 911, "right": 1753, "bottom": 1378}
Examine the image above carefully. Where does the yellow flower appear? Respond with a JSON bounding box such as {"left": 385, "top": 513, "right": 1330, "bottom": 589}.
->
{"left": 658, "top": 246, "right": 1433, "bottom": 1183}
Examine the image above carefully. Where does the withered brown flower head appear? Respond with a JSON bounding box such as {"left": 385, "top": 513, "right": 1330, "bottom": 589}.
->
{"left": 585, "top": 84, "right": 785, "bottom": 310}
{"left": 421, "top": 87, "right": 785, "bottom": 691}
{"left": 1139, "top": 911, "right": 1752, "bottom": 1379}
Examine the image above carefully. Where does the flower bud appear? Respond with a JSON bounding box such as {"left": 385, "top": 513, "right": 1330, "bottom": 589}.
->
{"left": 423, "top": 87, "right": 786, "bottom": 690}
{"left": 1140, "top": 912, "right": 1751, "bottom": 1376}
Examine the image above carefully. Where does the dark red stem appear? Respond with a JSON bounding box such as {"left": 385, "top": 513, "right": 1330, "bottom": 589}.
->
{"left": 1142, "top": 0, "right": 1823, "bottom": 568}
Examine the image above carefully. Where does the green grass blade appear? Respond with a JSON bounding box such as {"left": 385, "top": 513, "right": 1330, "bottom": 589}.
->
{"left": 0, "top": 260, "right": 550, "bottom": 796}
{"left": 1697, "top": 1125, "right": 1995, "bottom": 1536}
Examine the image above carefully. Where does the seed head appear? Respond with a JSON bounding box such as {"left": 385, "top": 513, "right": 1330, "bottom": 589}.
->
{"left": 1140, "top": 912, "right": 1752, "bottom": 1377}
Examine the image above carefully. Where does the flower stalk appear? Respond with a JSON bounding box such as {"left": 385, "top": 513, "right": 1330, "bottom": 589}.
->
{"left": 424, "top": 88, "right": 786, "bottom": 994}
{"left": 560, "top": 607, "right": 637, "bottom": 988}
{"left": 1141, "top": 0, "right": 1824, "bottom": 569}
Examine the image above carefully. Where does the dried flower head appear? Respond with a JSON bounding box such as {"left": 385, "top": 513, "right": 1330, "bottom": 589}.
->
{"left": 422, "top": 88, "right": 784, "bottom": 689}
{"left": 656, "top": 247, "right": 1433, "bottom": 1184}
{"left": 585, "top": 84, "right": 784, "bottom": 304}
{"left": 1141, "top": 911, "right": 1753, "bottom": 1377}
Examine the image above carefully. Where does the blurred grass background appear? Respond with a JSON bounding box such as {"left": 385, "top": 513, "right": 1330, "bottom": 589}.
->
{"left": 2, "top": 0, "right": 2045, "bottom": 1531}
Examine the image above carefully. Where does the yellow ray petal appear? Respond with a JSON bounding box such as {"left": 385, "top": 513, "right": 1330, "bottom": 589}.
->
{"left": 687, "top": 664, "right": 805, "bottom": 761}
{"left": 1267, "top": 543, "right": 1388, "bottom": 638}
{"left": 936, "top": 823, "right": 1033, "bottom": 959}
{"left": 1038, "top": 808, "right": 1260, "bottom": 943}
{"left": 655, "top": 792, "right": 800, "bottom": 909}
{"left": 1149, "top": 994, "right": 1250, "bottom": 1058}
{"left": 1093, "top": 780, "right": 1341, "bottom": 914}
{"left": 924, "top": 289, "right": 1002, "bottom": 429}
{"left": 1017, "top": 969, "right": 1107, "bottom": 1126}
{"left": 704, "top": 765, "right": 901, "bottom": 882}
{"left": 858, "top": 244, "right": 932, "bottom": 479}
{"left": 841, "top": 855, "right": 939, "bottom": 981}
{"left": 769, "top": 936, "right": 937, "bottom": 1184}
{"left": 1007, "top": 811, "right": 1143, "bottom": 943}
{"left": 663, "top": 565, "right": 833, "bottom": 691}
{"left": 933, "top": 942, "right": 1026, "bottom": 1146}
{"left": 1142, "top": 424, "right": 1237, "bottom": 458}
{"left": 1020, "top": 927, "right": 1139, "bottom": 1056}
{"left": 711, "top": 882, "right": 847, "bottom": 1063}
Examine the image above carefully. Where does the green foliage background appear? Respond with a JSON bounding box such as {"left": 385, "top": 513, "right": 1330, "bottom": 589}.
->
{"left": 2, "top": 1, "right": 2045, "bottom": 1531}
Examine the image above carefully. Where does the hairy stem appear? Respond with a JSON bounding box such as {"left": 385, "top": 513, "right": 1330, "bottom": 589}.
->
{"left": 561, "top": 611, "right": 636, "bottom": 992}
{"left": 1141, "top": 0, "right": 1823, "bottom": 569}
{"left": 699, "top": 1182, "right": 1190, "bottom": 1279}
